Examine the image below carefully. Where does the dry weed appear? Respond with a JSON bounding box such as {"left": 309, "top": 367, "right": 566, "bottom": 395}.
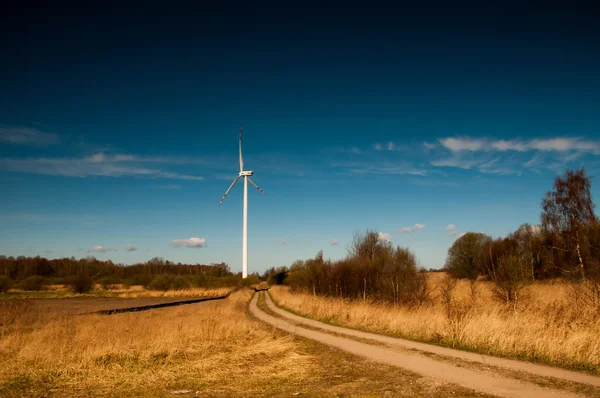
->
{"left": 0, "top": 290, "right": 313, "bottom": 397}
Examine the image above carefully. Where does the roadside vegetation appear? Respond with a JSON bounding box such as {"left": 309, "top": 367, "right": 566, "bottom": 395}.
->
{"left": 266, "top": 168, "right": 600, "bottom": 373}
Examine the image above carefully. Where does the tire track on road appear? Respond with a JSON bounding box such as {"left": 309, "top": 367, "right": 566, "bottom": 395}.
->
{"left": 250, "top": 292, "right": 582, "bottom": 398}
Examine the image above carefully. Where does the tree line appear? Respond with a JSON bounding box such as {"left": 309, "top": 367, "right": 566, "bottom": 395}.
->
{"left": 0, "top": 255, "right": 232, "bottom": 283}
{"left": 266, "top": 168, "right": 599, "bottom": 310}
{"left": 445, "top": 168, "right": 600, "bottom": 307}
{"left": 263, "top": 231, "right": 430, "bottom": 306}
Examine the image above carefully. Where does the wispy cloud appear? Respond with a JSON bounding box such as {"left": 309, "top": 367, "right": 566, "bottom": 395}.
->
{"left": 377, "top": 232, "right": 392, "bottom": 243}
{"left": 86, "top": 245, "right": 118, "bottom": 253}
{"left": 439, "top": 137, "right": 600, "bottom": 154}
{"left": 0, "top": 152, "right": 204, "bottom": 180}
{"left": 334, "top": 161, "right": 428, "bottom": 176}
{"left": 432, "top": 136, "right": 600, "bottom": 174}
{"left": 374, "top": 141, "right": 404, "bottom": 152}
{"left": 445, "top": 224, "right": 456, "bottom": 231}
{"left": 280, "top": 239, "right": 288, "bottom": 245}
{"left": 124, "top": 244, "right": 137, "bottom": 252}
{"left": 0, "top": 126, "right": 59, "bottom": 146}
{"left": 399, "top": 223, "right": 426, "bottom": 234}
{"left": 330, "top": 239, "right": 339, "bottom": 246}
{"left": 170, "top": 237, "right": 206, "bottom": 248}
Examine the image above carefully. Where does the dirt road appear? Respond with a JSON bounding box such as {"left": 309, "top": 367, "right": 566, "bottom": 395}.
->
{"left": 249, "top": 292, "right": 600, "bottom": 398}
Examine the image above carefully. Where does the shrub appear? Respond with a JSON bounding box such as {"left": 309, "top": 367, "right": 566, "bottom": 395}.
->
{"left": 69, "top": 275, "right": 94, "bottom": 294}
{"left": 0, "top": 275, "right": 13, "bottom": 293}
{"left": 98, "top": 276, "right": 121, "bottom": 290}
{"left": 148, "top": 275, "right": 173, "bottom": 291}
{"left": 171, "top": 276, "right": 190, "bottom": 290}
{"left": 490, "top": 254, "right": 531, "bottom": 308}
{"left": 21, "top": 276, "right": 47, "bottom": 291}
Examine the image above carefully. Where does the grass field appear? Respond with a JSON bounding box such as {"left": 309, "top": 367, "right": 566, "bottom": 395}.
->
{"left": 269, "top": 273, "right": 600, "bottom": 374}
{"left": 0, "top": 288, "right": 489, "bottom": 397}
{"left": 0, "top": 285, "right": 231, "bottom": 300}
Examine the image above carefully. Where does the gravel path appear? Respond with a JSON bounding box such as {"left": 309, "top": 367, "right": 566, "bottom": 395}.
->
{"left": 249, "top": 292, "right": 596, "bottom": 398}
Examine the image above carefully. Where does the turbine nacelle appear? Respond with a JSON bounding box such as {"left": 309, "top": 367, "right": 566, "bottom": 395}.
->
{"left": 239, "top": 171, "right": 254, "bottom": 176}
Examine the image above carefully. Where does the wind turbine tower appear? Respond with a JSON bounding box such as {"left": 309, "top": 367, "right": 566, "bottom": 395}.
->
{"left": 220, "top": 126, "right": 266, "bottom": 278}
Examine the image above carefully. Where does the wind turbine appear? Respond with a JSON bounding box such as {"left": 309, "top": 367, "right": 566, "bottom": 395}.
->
{"left": 220, "top": 125, "right": 266, "bottom": 279}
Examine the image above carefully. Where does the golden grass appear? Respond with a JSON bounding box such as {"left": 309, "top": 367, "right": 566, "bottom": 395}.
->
{"left": 270, "top": 274, "right": 600, "bottom": 374}
{"left": 3, "top": 285, "right": 232, "bottom": 299}
{"left": 0, "top": 290, "right": 313, "bottom": 397}
{"left": 118, "top": 287, "right": 231, "bottom": 298}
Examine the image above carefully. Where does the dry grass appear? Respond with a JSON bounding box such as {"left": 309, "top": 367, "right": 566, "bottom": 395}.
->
{"left": 0, "top": 290, "right": 311, "bottom": 397}
{"left": 118, "top": 287, "right": 231, "bottom": 298}
{"left": 3, "top": 285, "right": 232, "bottom": 299}
{"left": 0, "top": 288, "right": 491, "bottom": 397}
{"left": 270, "top": 273, "right": 600, "bottom": 374}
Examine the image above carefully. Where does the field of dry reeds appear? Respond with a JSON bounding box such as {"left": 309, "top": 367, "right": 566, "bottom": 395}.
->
{"left": 270, "top": 273, "right": 600, "bottom": 374}
{"left": 0, "top": 290, "right": 311, "bottom": 397}
{"left": 0, "top": 288, "right": 492, "bottom": 397}
{"left": 1, "top": 284, "right": 231, "bottom": 300}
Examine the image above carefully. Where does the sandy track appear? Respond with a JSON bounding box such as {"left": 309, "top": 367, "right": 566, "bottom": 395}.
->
{"left": 263, "top": 292, "right": 600, "bottom": 388}
{"left": 249, "top": 293, "right": 589, "bottom": 398}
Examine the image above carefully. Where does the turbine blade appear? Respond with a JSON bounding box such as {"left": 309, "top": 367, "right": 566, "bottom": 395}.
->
{"left": 239, "top": 125, "right": 244, "bottom": 172}
{"left": 220, "top": 176, "right": 241, "bottom": 205}
{"left": 248, "top": 178, "right": 266, "bottom": 194}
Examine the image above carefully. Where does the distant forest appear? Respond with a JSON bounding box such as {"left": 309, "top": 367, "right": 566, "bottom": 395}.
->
{"left": 0, "top": 255, "right": 233, "bottom": 282}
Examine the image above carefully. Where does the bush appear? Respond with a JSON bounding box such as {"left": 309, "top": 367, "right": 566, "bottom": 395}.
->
{"left": 148, "top": 275, "right": 173, "bottom": 291}
{"left": 21, "top": 276, "right": 47, "bottom": 291}
{"left": 69, "top": 275, "right": 94, "bottom": 294}
{"left": 490, "top": 254, "right": 531, "bottom": 308}
{"left": 188, "top": 274, "right": 206, "bottom": 288}
{"left": 171, "top": 276, "right": 190, "bottom": 290}
{"left": 0, "top": 275, "right": 13, "bottom": 293}
{"left": 97, "top": 276, "right": 121, "bottom": 290}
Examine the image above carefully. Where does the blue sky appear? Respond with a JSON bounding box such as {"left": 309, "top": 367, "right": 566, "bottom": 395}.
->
{"left": 1, "top": 3, "right": 599, "bottom": 272}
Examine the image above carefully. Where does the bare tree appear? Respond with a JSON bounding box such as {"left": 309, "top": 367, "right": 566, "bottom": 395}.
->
{"left": 541, "top": 168, "right": 596, "bottom": 280}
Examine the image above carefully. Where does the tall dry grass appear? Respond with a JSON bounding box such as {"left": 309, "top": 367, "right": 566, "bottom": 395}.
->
{"left": 3, "top": 285, "right": 232, "bottom": 299}
{"left": 0, "top": 290, "right": 312, "bottom": 397}
{"left": 270, "top": 274, "right": 600, "bottom": 374}
{"left": 118, "top": 287, "right": 232, "bottom": 298}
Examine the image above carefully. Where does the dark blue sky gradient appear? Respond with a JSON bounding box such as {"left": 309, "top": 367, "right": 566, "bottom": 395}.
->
{"left": 1, "top": 2, "right": 599, "bottom": 271}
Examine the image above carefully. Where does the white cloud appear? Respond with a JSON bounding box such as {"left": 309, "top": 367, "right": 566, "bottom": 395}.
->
{"left": 439, "top": 137, "right": 600, "bottom": 155}
{"left": 124, "top": 244, "right": 137, "bottom": 252}
{"left": 399, "top": 224, "right": 426, "bottom": 234}
{"left": 423, "top": 142, "right": 436, "bottom": 150}
{"left": 343, "top": 162, "right": 428, "bottom": 176}
{"left": 448, "top": 231, "right": 458, "bottom": 237}
{"left": 445, "top": 224, "right": 456, "bottom": 231}
{"left": 430, "top": 157, "right": 478, "bottom": 169}
{"left": 170, "top": 237, "right": 206, "bottom": 248}
{"left": 330, "top": 239, "right": 339, "bottom": 246}
{"left": 387, "top": 141, "right": 395, "bottom": 151}
{"left": 0, "top": 153, "right": 204, "bottom": 180}
{"left": 0, "top": 126, "right": 58, "bottom": 146}
{"left": 280, "top": 239, "right": 288, "bottom": 245}
{"left": 86, "top": 245, "right": 118, "bottom": 253}
{"left": 440, "top": 138, "right": 486, "bottom": 152}
{"left": 86, "top": 153, "right": 107, "bottom": 163}
{"left": 377, "top": 232, "right": 392, "bottom": 243}
{"left": 374, "top": 143, "right": 383, "bottom": 151}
